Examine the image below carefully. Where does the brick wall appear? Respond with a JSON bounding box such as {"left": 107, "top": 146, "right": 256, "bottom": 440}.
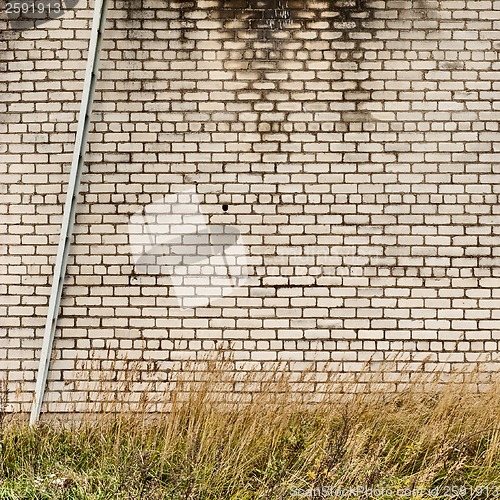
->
{"left": 1, "top": 0, "right": 499, "bottom": 413}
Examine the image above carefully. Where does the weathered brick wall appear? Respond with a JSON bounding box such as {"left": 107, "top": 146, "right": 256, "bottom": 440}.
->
{"left": 1, "top": 0, "right": 499, "bottom": 413}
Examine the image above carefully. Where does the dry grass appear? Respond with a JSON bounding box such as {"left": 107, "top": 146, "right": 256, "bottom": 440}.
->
{"left": 0, "top": 357, "right": 499, "bottom": 499}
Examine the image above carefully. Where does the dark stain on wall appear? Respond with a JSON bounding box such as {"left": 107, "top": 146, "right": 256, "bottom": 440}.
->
{"left": 213, "top": 0, "right": 376, "bottom": 33}
{"left": 176, "top": 0, "right": 197, "bottom": 41}
{"left": 123, "top": 0, "right": 144, "bottom": 23}
{"left": 121, "top": 0, "right": 379, "bottom": 47}
{"left": 215, "top": 0, "right": 291, "bottom": 30}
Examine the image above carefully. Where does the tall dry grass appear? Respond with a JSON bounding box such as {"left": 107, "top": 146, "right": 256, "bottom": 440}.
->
{"left": 0, "top": 355, "right": 499, "bottom": 499}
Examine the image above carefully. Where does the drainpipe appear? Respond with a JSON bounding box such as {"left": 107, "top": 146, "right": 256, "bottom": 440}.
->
{"left": 30, "top": 0, "right": 110, "bottom": 425}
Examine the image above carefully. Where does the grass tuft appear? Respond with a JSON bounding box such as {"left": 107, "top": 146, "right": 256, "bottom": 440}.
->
{"left": 0, "top": 359, "right": 499, "bottom": 499}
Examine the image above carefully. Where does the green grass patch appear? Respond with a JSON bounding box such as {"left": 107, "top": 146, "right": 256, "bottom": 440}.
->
{"left": 1, "top": 368, "right": 499, "bottom": 499}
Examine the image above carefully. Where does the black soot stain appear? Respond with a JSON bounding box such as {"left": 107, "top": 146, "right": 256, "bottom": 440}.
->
{"left": 214, "top": 0, "right": 376, "bottom": 33}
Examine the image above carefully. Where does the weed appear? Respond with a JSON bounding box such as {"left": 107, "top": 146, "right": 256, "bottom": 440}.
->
{"left": 0, "top": 358, "right": 499, "bottom": 499}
